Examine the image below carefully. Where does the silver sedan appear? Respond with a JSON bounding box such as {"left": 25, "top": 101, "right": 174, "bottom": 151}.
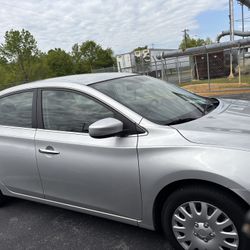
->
{"left": 0, "top": 73, "right": 249, "bottom": 250}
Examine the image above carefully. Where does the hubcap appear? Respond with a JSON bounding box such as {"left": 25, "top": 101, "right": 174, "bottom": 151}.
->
{"left": 193, "top": 222, "right": 215, "bottom": 242}
{"left": 171, "top": 201, "right": 239, "bottom": 250}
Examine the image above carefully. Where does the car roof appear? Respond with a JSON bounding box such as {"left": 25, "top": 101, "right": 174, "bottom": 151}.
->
{"left": 35, "top": 72, "right": 137, "bottom": 86}
{"left": 0, "top": 73, "right": 138, "bottom": 96}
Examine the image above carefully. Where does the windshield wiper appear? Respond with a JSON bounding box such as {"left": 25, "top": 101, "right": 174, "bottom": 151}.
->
{"left": 166, "top": 117, "right": 198, "bottom": 126}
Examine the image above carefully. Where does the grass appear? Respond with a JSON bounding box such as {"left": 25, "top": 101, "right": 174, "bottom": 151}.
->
{"left": 181, "top": 74, "right": 250, "bottom": 87}
{"left": 182, "top": 82, "right": 250, "bottom": 97}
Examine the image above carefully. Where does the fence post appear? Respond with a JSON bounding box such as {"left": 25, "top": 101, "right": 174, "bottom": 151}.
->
{"left": 152, "top": 56, "right": 158, "bottom": 78}
{"left": 161, "top": 59, "right": 165, "bottom": 80}
{"left": 164, "top": 59, "right": 168, "bottom": 81}
{"left": 190, "top": 56, "right": 193, "bottom": 82}
{"left": 207, "top": 53, "right": 211, "bottom": 91}
{"left": 194, "top": 55, "right": 200, "bottom": 80}
{"left": 238, "top": 46, "right": 241, "bottom": 84}
{"left": 176, "top": 57, "right": 181, "bottom": 85}
{"left": 141, "top": 55, "right": 145, "bottom": 75}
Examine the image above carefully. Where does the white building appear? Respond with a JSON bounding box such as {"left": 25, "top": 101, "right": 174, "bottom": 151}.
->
{"left": 116, "top": 52, "right": 135, "bottom": 73}
{"left": 116, "top": 48, "right": 191, "bottom": 83}
{"left": 116, "top": 48, "right": 176, "bottom": 73}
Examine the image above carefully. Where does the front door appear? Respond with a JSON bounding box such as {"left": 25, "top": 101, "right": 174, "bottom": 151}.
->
{"left": 35, "top": 89, "right": 141, "bottom": 219}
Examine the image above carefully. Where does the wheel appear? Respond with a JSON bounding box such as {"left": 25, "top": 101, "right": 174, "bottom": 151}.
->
{"left": 161, "top": 185, "right": 248, "bottom": 250}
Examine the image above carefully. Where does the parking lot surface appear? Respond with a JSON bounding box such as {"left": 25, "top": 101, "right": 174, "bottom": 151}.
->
{"left": 1, "top": 93, "right": 250, "bottom": 250}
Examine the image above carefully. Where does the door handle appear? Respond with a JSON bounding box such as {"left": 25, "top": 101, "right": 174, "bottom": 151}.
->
{"left": 39, "top": 146, "right": 60, "bottom": 155}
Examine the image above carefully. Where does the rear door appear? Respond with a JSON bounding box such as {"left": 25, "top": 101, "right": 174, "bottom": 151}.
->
{"left": 0, "top": 90, "right": 43, "bottom": 197}
{"left": 35, "top": 88, "right": 142, "bottom": 219}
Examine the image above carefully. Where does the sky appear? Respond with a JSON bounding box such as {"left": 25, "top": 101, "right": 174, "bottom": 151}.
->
{"left": 0, "top": 0, "right": 248, "bottom": 54}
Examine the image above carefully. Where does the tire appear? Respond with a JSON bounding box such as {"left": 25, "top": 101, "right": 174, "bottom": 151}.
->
{"left": 0, "top": 191, "right": 6, "bottom": 206}
{"left": 161, "top": 185, "right": 248, "bottom": 250}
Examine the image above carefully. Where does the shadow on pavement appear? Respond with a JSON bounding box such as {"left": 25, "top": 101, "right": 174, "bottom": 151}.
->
{"left": 0, "top": 198, "right": 173, "bottom": 250}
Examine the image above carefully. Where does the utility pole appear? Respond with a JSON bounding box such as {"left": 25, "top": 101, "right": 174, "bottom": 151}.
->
{"left": 182, "top": 29, "right": 189, "bottom": 50}
{"left": 242, "top": 3, "right": 245, "bottom": 36}
{"left": 228, "top": 0, "right": 235, "bottom": 79}
{"left": 240, "top": 2, "right": 246, "bottom": 67}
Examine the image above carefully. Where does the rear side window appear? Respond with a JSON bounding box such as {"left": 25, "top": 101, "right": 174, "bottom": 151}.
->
{"left": 0, "top": 92, "right": 33, "bottom": 128}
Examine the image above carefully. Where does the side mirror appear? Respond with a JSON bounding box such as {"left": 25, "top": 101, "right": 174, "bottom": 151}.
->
{"left": 89, "top": 117, "right": 123, "bottom": 139}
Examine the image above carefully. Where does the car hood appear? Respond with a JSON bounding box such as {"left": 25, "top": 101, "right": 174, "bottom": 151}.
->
{"left": 173, "top": 98, "right": 250, "bottom": 151}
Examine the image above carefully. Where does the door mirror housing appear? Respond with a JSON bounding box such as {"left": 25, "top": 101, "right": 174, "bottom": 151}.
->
{"left": 89, "top": 118, "right": 123, "bottom": 138}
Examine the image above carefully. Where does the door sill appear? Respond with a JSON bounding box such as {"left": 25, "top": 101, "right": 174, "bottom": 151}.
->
{"left": 5, "top": 190, "right": 141, "bottom": 226}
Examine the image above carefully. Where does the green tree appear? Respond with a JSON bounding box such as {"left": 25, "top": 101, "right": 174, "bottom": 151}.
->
{"left": 71, "top": 41, "right": 115, "bottom": 73}
{"left": 133, "top": 45, "right": 148, "bottom": 52}
{"left": 29, "top": 52, "right": 50, "bottom": 81}
{"left": 0, "top": 56, "right": 7, "bottom": 65}
{"left": 0, "top": 29, "right": 39, "bottom": 82}
{"left": 46, "top": 48, "right": 74, "bottom": 77}
{"left": 95, "top": 48, "right": 115, "bottom": 68}
{"left": 80, "top": 40, "right": 99, "bottom": 72}
{"left": 0, "top": 57, "right": 8, "bottom": 86}
{"left": 71, "top": 43, "right": 88, "bottom": 74}
{"left": 179, "top": 34, "right": 213, "bottom": 50}
{"left": 0, "top": 29, "right": 117, "bottom": 89}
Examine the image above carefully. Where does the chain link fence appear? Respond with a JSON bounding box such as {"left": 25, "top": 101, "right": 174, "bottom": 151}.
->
{"left": 187, "top": 46, "right": 250, "bottom": 92}
{"left": 92, "top": 66, "right": 118, "bottom": 73}
{"left": 117, "top": 46, "right": 250, "bottom": 93}
{"left": 117, "top": 55, "right": 192, "bottom": 84}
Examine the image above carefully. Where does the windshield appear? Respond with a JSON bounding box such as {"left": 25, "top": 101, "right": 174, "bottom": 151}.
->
{"left": 91, "top": 76, "right": 219, "bottom": 125}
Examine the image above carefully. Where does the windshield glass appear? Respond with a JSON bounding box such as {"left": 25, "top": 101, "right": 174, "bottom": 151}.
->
{"left": 91, "top": 76, "right": 218, "bottom": 125}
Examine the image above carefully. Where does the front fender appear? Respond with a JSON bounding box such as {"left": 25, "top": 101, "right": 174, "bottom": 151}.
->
{"left": 137, "top": 126, "right": 250, "bottom": 230}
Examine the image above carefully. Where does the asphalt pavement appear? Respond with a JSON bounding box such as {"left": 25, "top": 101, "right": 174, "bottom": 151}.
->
{"left": 1, "top": 93, "right": 250, "bottom": 250}
{"left": 0, "top": 198, "right": 172, "bottom": 250}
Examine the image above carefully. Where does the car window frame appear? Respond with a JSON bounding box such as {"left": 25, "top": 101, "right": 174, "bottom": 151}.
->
{"left": 0, "top": 89, "right": 37, "bottom": 129}
{"left": 36, "top": 87, "right": 143, "bottom": 136}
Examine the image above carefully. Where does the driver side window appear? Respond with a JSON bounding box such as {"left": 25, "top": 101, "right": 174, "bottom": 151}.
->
{"left": 42, "top": 90, "right": 114, "bottom": 133}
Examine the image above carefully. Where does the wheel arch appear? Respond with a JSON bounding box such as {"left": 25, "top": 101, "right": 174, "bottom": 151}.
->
{"left": 153, "top": 179, "right": 250, "bottom": 232}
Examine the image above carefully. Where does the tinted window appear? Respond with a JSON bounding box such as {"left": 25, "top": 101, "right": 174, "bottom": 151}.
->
{"left": 0, "top": 92, "right": 33, "bottom": 128}
{"left": 42, "top": 90, "right": 114, "bottom": 133}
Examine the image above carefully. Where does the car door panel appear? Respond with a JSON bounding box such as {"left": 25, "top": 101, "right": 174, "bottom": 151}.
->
{"left": 35, "top": 130, "right": 141, "bottom": 219}
{"left": 0, "top": 127, "right": 43, "bottom": 196}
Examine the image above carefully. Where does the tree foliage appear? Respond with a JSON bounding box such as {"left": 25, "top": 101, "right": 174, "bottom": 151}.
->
{"left": 46, "top": 48, "right": 74, "bottom": 77}
{"left": 0, "top": 29, "right": 39, "bottom": 82}
{"left": 0, "top": 30, "right": 116, "bottom": 89}
{"left": 133, "top": 45, "right": 148, "bottom": 52}
{"left": 71, "top": 40, "right": 115, "bottom": 73}
{"left": 179, "top": 34, "right": 213, "bottom": 50}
